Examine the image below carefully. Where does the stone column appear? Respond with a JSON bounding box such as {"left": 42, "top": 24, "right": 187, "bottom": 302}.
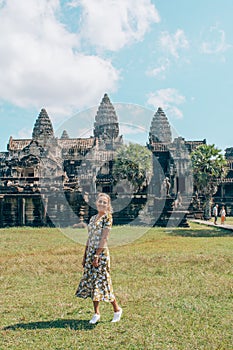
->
{"left": 42, "top": 196, "right": 48, "bottom": 226}
{"left": 18, "top": 197, "right": 25, "bottom": 226}
{"left": 25, "top": 197, "right": 34, "bottom": 225}
{"left": 10, "top": 197, "right": 17, "bottom": 226}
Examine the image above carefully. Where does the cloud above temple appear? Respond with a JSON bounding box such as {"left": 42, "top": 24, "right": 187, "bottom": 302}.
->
{"left": 201, "top": 25, "right": 231, "bottom": 56}
{"left": 70, "top": 0, "right": 160, "bottom": 51}
{"left": 146, "top": 30, "right": 189, "bottom": 80}
{"left": 0, "top": 0, "right": 119, "bottom": 115}
{"left": 147, "top": 88, "right": 186, "bottom": 119}
{"left": 0, "top": 0, "right": 161, "bottom": 117}
{"left": 146, "top": 58, "right": 170, "bottom": 79}
{"left": 159, "top": 29, "right": 189, "bottom": 58}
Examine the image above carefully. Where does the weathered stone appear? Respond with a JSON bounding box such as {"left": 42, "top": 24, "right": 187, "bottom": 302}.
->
{"left": 32, "top": 108, "right": 54, "bottom": 142}
{"left": 149, "top": 107, "right": 172, "bottom": 143}
{"left": 61, "top": 130, "right": 70, "bottom": 139}
{"left": 0, "top": 95, "right": 232, "bottom": 227}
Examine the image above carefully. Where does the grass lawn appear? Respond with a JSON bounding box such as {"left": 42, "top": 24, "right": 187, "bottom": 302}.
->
{"left": 0, "top": 223, "right": 232, "bottom": 350}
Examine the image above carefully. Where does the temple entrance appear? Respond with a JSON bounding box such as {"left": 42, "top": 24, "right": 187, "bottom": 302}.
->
{"left": 176, "top": 176, "right": 185, "bottom": 193}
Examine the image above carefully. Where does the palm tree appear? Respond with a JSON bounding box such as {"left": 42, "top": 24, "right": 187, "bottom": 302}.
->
{"left": 112, "top": 143, "right": 152, "bottom": 192}
{"left": 191, "top": 144, "right": 227, "bottom": 219}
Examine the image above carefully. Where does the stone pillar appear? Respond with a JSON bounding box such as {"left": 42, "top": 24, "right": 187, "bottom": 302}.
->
{"left": 10, "top": 197, "right": 17, "bottom": 226}
{"left": 18, "top": 197, "right": 26, "bottom": 226}
{"left": 42, "top": 196, "right": 48, "bottom": 226}
{"left": 0, "top": 195, "right": 4, "bottom": 228}
{"left": 25, "top": 197, "right": 34, "bottom": 225}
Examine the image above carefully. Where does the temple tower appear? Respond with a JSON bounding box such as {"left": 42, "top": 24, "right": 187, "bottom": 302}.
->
{"left": 32, "top": 108, "right": 54, "bottom": 145}
{"left": 61, "top": 130, "right": 70, "bottom": 139}
{"left": 148, "top": 108, "right": 173, "bottom": 197}
{"left": 149, "top": 107, "right": 172, "bottom": 143}
{"left": 92, "top": 93, "right": 123, "bottom": 192}
{"left": 94, "top": 93, "right": 120, "bottom": 142}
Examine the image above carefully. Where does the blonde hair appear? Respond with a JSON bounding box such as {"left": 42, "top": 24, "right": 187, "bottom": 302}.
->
{"left": 96, "top": 192, "right": 113, "bottom": 214}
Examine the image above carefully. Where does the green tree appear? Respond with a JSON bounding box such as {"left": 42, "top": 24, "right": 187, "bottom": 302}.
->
{"left": 112, "top": 143, "right": 152, "bottom": 192}
{"left": 191, "top": 144, "right": 227, "bottom": 219}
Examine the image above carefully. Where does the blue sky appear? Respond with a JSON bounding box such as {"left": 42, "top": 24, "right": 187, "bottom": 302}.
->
{"left": 0, "top": 0, "right": 232, "bottom": 152}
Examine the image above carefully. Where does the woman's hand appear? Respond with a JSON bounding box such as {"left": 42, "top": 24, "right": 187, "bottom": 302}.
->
{"left": 92, "top": 255, "right": 99, "bottom": 267}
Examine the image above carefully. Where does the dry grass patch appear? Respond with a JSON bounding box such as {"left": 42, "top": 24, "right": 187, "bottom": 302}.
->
{"left": 0, "top": 226, "right": 233, "bottom": 350}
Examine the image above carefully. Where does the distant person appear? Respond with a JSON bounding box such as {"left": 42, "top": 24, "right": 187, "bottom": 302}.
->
{"left": 220, "top": 205, "right": 226, "bottom": 225}
{"left": 75, "top": 193, "right": 122, "bottom": 324}
{"left": 174, "top": 191, "right": 182, "bottom": 208}
{"left": 161, "top": 177, "right": 171, "bottom": 197}
{"left": 213, "top": 204, "right": 218, "bottom": 225}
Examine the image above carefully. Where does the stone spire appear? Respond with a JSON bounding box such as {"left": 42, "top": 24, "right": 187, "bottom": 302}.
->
{"left": 32, "top": 108, "right": 54, "bottom": 141}
{"left": 94, "top": 93, "right": 119, "bottom": 139}
{"left": 61, "top": 130, "right": 69, "bottom": 139}
{"left": 149, "top": 107, "right": 172, "bottom": 143}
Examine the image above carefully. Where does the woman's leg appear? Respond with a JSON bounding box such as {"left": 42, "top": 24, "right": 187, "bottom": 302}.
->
{"left": 111, "top": 299, "right": 122, "bottom": 322}
{"left": 89, "top": 301, "right": 101, "bottom": 324}
{"left": 93, "top": 301, "right": 100, "bottom": 314}
{"left": 111, "top": 299, "right": 121, "bottom": 312}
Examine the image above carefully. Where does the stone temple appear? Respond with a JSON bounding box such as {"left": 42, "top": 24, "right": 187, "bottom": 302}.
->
{"left": 0, "top": 93, "right": 233, "bottom": 227}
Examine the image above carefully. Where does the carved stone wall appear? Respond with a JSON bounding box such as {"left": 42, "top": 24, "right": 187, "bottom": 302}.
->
{"left": 0, "top": 96, "right": 233, "bottom": 227}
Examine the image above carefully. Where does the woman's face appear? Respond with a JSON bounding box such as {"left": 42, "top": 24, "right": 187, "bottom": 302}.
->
{"left": 96, "top": 195, "right": 109, "bottom": 214}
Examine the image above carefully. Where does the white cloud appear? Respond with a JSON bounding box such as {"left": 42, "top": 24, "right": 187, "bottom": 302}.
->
{"left": 77, "top": 0, "right": 160, "bottom": 51}
{"left": 146, "top": 58, "right": 170, "bottom": 78}
{"left": 159, "top": 29, "right": 189, "bottom": 58}
{"left": 67, "top": 1, "right": 79, "bottom": 8}
{"left": 0, "top": 0, "right": 119, "bottom": 118}
{"left": 201, "top": 25, "right": 231, "bottom": 55}
{"left": 147, "top": 88, "right": 185, "bottom": 119}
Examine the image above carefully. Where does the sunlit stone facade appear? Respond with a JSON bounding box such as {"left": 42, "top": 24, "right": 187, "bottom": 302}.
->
{"left": 0, "top": 94, "right": 232, "bottom": 227}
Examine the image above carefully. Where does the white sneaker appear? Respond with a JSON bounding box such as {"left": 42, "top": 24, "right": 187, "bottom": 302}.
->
{"left": 111, "top": 308, "right": 122, "bottom": 323}
{"left": 89, "top": 314, "right": 100, "bottom": 324}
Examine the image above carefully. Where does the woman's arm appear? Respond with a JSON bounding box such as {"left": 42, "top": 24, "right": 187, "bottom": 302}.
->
{"left": 96, "top": 227, "right": 109, "bottom": 254}
{"left": 92, "top": 228, "right": 109, "bottom": 267}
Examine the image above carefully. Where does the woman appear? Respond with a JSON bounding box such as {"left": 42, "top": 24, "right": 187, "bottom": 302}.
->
{"left": 75, "top": 193, "right": 122, "bottom": 324}
{"left": 220, "top": 205, "right": 226, "bottom": 224}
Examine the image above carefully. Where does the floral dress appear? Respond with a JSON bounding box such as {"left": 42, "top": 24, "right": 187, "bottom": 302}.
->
{"left": 75, "top": 212, "right": 115, "bottom": 302}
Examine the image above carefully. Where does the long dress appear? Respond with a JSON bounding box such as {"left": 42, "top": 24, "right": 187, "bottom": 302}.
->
{"left": 220, "top": 209, "right": 226, "bottom": 224}
{"left": 75, "top": 212, "right": 115, "bottom": 302}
